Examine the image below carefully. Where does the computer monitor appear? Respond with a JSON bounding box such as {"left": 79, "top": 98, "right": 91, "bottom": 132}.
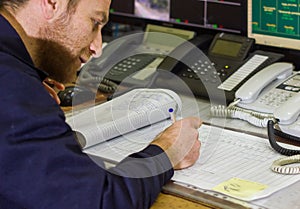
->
{"left": 109, "top": 0, "right": 247, "bottom": 35}
{"left": 248, "top": 0, "right": 300, "bottom": 51}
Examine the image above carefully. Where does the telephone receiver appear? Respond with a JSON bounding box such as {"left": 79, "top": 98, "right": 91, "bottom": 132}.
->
{"left": 274, "top": 93, "right": 300, "bottom": 125}
{"left": 235, "top": 62, "right": 294, "bottom": 104}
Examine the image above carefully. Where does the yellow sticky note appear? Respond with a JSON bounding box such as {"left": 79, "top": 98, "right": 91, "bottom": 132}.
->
{"left": 213, "top": 178, "right": 268, "bottom": 199}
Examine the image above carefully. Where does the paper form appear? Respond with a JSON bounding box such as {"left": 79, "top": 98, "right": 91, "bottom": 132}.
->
{"left": 83, "top": 119, "right": 300, "bottom": 203}
{"left": 172, "top": 125, "right": 300, "bottom": 201}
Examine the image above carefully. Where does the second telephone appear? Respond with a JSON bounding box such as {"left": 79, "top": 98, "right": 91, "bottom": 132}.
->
{"left": 156, "top": 32, "right": 284, "bottom": 104}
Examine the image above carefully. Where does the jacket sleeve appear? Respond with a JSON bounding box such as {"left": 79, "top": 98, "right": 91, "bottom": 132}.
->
{"left": 1, "top": 131, "right": 173, "bottom": 209}
{"left": 0, "top": 69, "right": 174, "bottom": 209}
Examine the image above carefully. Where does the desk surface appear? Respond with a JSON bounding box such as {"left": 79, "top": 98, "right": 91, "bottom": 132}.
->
{"left": 151, "top": 193, "right": 211, "bottom": 209}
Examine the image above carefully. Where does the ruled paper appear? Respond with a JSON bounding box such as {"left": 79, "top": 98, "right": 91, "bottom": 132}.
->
{"left": 85, "top": 121, "right": 300, "bottom": 202}
{"left": 172, "top": 125, "right": 300, "bottom": 201}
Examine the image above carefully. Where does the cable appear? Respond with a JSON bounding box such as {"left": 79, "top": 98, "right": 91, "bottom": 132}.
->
{"left": 267, "top": 120, "right": 300, "bottom": 156}
{"left": 274, "top": 128, "right": 300, "bottom": 142}
{"left": 97, "top": 78, "right": 118, "bottom": 93}
{"left": 78, "top": 69, "right": 118, "bottom": 93}
{"left": 210, "top": 103, "right": 273, "bottom": 127}
{"left": 271, "top": 154, "right": 300, "bottom": 174}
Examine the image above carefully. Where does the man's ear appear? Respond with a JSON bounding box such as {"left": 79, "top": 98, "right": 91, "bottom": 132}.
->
{"left": 41, "top": 0, "right": 59, "bottom": 20}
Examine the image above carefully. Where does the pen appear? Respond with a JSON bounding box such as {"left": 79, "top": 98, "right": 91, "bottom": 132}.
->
{"left": 169, "top": 108, "right": 176, "bottom": 123}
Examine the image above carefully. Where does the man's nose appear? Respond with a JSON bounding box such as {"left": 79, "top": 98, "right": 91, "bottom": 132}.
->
{"left": 90, "top": 31, "right": 103, "bottom": 58}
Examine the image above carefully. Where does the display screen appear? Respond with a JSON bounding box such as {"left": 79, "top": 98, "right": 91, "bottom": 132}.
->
{"left": 110, "top": 0, "right": 246, "bottom": 34}
{"left": 211, "top": 39, "right": 242, "bottom": 57}
{"left": 248, "top": 0, "right": 300, "bottom": 50}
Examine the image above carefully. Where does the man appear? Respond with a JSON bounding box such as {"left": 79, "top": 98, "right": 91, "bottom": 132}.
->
{"left": 0, "top": 0, "right": 202, "bottom": 208}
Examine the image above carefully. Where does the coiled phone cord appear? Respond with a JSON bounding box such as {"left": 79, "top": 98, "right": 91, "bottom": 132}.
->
{"left": 267, "top": 120, "right": 300, "bottom": 174}
{"left": 78, "top": 73, "right": 118, "bottom": 93}
{"left": 210, "top": 100, "right": 273, "bottom": 127}
{"left": 267, "top": 120, "right": 300, "bottom": 156}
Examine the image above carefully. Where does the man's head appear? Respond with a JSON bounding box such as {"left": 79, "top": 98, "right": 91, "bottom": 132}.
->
{"left": 0, "top": 0, "right": 111, "bottom": 83}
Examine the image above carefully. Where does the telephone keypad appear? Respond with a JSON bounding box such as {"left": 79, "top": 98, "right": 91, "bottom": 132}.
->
{"left": 182, "top": 59, "right": 227, "bottom": 84}
{"left": 105, "top": 54, "right": 158, "bottom": 83}
{"left": 258, "top": 90, "right": 294, "bottom": 108}
{"left": 258, "top": 74, "right": 300, "bottom": 108}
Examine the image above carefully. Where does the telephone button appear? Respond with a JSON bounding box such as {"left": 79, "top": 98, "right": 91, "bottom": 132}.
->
{"left": 181, "top": 73, "right": 187, "bottom": 77}
{"left": 188, "top": 75, "right": 194, "bottom": 79}
{"left": 108, "top": 71, "right": 123, "bottom": 76}
{"left": 285, "top": 86, "right": 293, "bottom": 91}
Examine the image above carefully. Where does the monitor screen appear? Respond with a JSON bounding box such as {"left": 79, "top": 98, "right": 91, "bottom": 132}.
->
{"left": 248, "top": 0, "right": 300, "bottom": 51}
{"left": 109, "top": 0, "right": 247, "bottom": 35}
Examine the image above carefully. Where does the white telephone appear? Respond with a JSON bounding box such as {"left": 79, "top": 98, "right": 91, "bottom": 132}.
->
{"left": 211, "top": 62, "right": 300, "bottom": 138}
{"left": 235, "top": 62, "right": 300, "bottom": 137}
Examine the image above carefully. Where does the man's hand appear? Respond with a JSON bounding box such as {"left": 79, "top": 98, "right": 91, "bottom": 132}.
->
{"left": 151, "top": 117, "right": 202, "bottom": 170}
{"left": 43, "top": 78, "right": 65, "bottom": 104}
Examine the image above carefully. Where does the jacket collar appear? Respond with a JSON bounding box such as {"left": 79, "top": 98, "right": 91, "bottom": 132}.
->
{"left": 0, "top": 14, "right": 48, "bottom": 80}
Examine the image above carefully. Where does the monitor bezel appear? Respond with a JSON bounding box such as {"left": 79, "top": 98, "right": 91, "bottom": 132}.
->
{"left": 108, "top": 1, "right": 248, "bottom": 37}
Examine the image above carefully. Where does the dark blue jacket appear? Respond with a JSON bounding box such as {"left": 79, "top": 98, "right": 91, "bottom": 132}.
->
{"left": 0, "top": 14, "right": 173, "bottom": 209}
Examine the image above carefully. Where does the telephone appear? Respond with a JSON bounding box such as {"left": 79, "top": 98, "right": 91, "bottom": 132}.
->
{"left": 236, "top": 61, "right": 300, "bottom": 135}
{"left": 101, "top": 36, "right": 213, "bottom": 87}
{"left": 101, "top": 24, "right": 201, "bottom": 87}
{"left": 211, "top": 61, "right": 300, "bottom": 137}
{"left": 156, "top": 32, "right": 285, "bottom": 104}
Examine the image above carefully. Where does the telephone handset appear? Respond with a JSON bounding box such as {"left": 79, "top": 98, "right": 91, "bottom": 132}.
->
{"left": 233, "top": 62, "right": 298, "bottom": 115}
{"left": 235, "top": 62, "right": 294, "bottom": 104}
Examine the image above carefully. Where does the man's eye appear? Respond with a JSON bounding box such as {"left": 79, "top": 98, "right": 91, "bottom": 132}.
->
{"left": 92, "top": 19, "right": 101, "bottom": 30}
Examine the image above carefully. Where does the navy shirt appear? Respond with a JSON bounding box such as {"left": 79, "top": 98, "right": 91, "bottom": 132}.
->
{"left": 0, "top": 14, "right": 173, "bottom": 209}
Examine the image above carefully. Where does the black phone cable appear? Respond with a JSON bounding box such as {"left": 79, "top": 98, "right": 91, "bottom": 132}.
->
{"left": 267, "top": 120, "right": 300, "bottom": 156}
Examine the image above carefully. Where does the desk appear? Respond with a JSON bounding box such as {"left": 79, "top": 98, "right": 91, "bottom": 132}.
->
{"left": 62, "top": 90, "right": 300, "bottom": 209}
{"left": 151, "top": 193, "right": 211, "bottom": 209}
